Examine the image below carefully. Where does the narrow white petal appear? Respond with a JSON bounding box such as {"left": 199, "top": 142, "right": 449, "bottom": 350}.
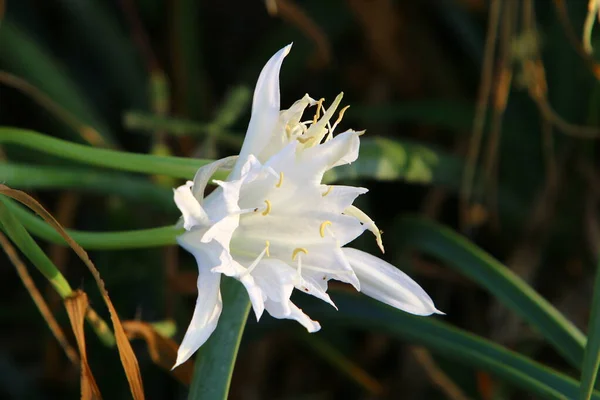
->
{"left": 238, "top": 272, "right": 265, "bottom": 321}
{"left": 173, "top": 181, "right": 210, "bottom": 230}
{"left": 295, "top": 274, "right": 337, "bottom": 310}
{"left": 231, "top": 44, "right": 293, "bottom": 178}
{"left": 192, "top": 156, "right": 237, "bottom": 202}
{"left": 319, "top": 185, "right": 368, "bottom": 213}
{"left": 265, "top": 299, "right": 321, "bottom": 332}
{"left": 342, "top": 248, "right": 442, "bottom": 316}
{"left": 301, "top": 129, "right": 360, "bottom": 171}
{"left": 173, "top": 265, "right": 222, "bottom": 369}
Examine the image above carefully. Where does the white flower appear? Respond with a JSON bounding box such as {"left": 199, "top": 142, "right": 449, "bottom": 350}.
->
{"left": 172, "top": 44, "right": 442, "bottom": 368}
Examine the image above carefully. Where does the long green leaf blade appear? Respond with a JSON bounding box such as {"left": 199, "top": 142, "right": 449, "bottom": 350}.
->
{"left": 0, "top": 127, "right": 212, "bottom": 179}
{"left": 579, "top": 254, "right": 600, "bottom": 400}
{"left": 308, "top": 292, "right": 597, "bottom": 400}
{"left": 188, "top": 278, "right": 251, "bottom": 400}
{"left": 394, "top": 216, "right": 586, "bottom": 368}
{"left": 0, "top": 197, "right": 73, "bottom": 298}
{"left": 4, "top": 199, "right": 179, "bottom": 250}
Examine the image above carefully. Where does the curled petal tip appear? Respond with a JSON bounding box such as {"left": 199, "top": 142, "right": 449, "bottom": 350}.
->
{"left": 433, "top": 308, "right": 446, "bottom": 316}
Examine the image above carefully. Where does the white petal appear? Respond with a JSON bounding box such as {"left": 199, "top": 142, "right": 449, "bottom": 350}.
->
{"left": 265, "top": 299, "right": 321, "bottom": 332}
{"left": 319, "top": 185, "right": 368, "bottom": 213}
{"left": 342, "top": 248, "right": 442, "bottom": 316}
{"left": 210, "top": 258, "right": 265, "bottom": 321}
{"left": 303, "top": 93, "right": 343, "bottom": 145}
{"left": 304, "top": 244, "right": 360, "bottom": 290}
{"left": 173, "top": 181, "right": 210, "bottom": 230}
{"left": 177, "top": 233, "right": 233, "bottom": 280}
{"left": 173, "top": 261, "right": 222, "bottom": 369}
{"left": 204, "top": 178, "right": 243, "bottom": 221}
{"left": 231, "top": 44, "right": 292, "bottom": 179}
{"left": 307, "top": 129, "right": 360, "bottom": 169}
{"left": 192, "top": 156, "right": 237, "bottom": 202}
{"left": 203, "top": 214, "right": 239, "bottom": 248}
{"left": 295, "top": 273, "right": 337, "bottom": 310}
{"left": 252, "top": 259, "right": 295, "bottom": 307}
{"left": 238, "top": 271, "right": 265, "bottom": 321}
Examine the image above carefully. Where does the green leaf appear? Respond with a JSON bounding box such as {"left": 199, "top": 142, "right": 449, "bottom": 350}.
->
{"left": 2, "top": 163, "right": 172, "bottom": 209}
{"left": 0, "top": 21, "right": 116, "bottom": 145}
{"left": 0, "top": 197, "right": 73, "bottom": 298}
{"left": 394, "top": 216, "right": 586, "bottom": 369}
{"left": 0, "top": 127, "right": 221, "bottom": 179}
{"left": 4, "top": 199, "right": 180, "bottom": 250}
{"left": 308, "top": 291, "right": 599, "bottom": 400}
{"left": 324, "top": 137, "right": 462, "bottom": 187}
{"left": 579, "top": 253, "right": 600, "bottom": 400}
{"left": 188, "top": 278, "right": 251, "bottom": 400}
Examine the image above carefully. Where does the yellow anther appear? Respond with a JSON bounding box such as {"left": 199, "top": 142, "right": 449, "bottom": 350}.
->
{"left": 262, "top": 200, "right": 272, "bottom": 216}
{"left": 296, "top": 136, "right": 315, "bottom": 145}
{"left": 334, "top": 105, "right": 350, "bottom": 127}
{"left": 265, "top": 241, "right": 271, "bottom": 257}
{"left": 292, "top": 247, "right": 308, "bottom": 261}
{"left": 319, "top": 221, "right": 332, "bottom": 238}
{"left": 313, "top": 98, "right": 325, "bottom": 124}
{"left": 276, "top": 172, "right": 284, "bottom": 188}
{"left": 322, "top": 186, "right": 333, "bottom": 197}
{"left": 285, "top": 124, "right": 292, "bottom": 138}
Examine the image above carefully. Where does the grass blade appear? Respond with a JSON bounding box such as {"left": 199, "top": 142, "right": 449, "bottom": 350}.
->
{"left": 579, "top": 253, "right": 600, "bottom": 400}
{"left": 394, "top": 216, "right": 586, "bottom": 368}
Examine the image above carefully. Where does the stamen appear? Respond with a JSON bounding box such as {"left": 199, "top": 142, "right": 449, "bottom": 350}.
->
{"left": 292, "top": 247, "right": 308, "bottom": 283}
{"left": 322, "top": 186, "right": 333, "bottom": 197}
{"left": 330, "top": 105, "right": 350, "bottom": 137}
{"left": 313, "top": 98, "right": 325, "bottom": 124}
{"left": 285, "top": 124, "right": 292, "bottom": 139}
{"left": 276, "top": 172, "right": 284, "bottom": 188}
{"left": 261, "top": 200, "right": 272, "bottom": 216}
{"left": 240, "top": 241, "right": 270, "bottom": 277}
{"left": 292, "top": 247, "right": 308, "bottom": 261}
{"left": 297, "top": 136, "right": 315, "bottom": 145}
{"left": 319, "top": 221, "right": 332, "bottom": 238}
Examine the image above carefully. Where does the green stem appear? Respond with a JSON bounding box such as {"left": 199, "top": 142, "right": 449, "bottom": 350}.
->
{"left": 188, "top": 278, "right": 251, "bottom": 400}
{"left": 0, "top": 127, "right": 217, "bottom": 179}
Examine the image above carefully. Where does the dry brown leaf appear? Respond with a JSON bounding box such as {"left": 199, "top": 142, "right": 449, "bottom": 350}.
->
{"left": 0, "top": 232, "right": 79, "bottom": 365}
{"left": 64, "top": 290, "right": 102, "bottom": 400}
{"left": 0, "top": 185, "right": 145, "bottom": 399}
{"left": 123, "top": 321, "right": 193, "bottom": 385}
